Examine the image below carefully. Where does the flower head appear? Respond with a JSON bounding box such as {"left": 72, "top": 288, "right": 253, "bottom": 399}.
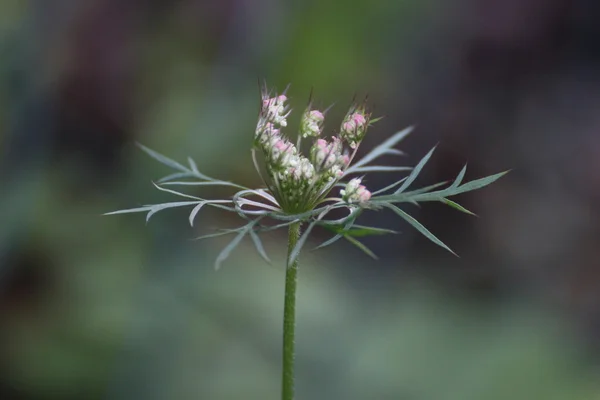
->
{"left": 340, "top": 105, "right": 370, "bottom": 148}
{"left": 300, "top": 108, "right": 325, "bottom": 138}
{"left": 310, "top": 137, "right": 343, "bottom": 170}
{"left": 262, "top": 94, "right": 289, "bottom": 127}
{"left": 254, "top": 90, "right": 361, "bottom": 214}
{"left": 340, "top": 178, "right": 371, "bottom": 205}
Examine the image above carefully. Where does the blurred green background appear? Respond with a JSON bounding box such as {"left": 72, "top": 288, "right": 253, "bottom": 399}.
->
{"left": 2, "top": 0, "right": 600, "bottom": 399}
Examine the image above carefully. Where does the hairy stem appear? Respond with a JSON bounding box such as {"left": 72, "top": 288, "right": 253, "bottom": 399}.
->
{"left": 282, "top": 222, "right": 301, "bottom": 400}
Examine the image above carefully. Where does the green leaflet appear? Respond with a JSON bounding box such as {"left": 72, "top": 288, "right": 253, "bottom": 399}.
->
{"left": 394, "top": 145, "right": 437, "bottom": 194}
{"left": 442, "top": 198, "right": 476, "bottom": 216}
{"left": 345, "top": 126, "right": 413, "bottom": 174}
{"left": 323, "top": 224, "right": 397, "bottom": 238}
{"left": 451, "top": 170, "right": 509, "bottom": 195}
{"left": 137, "top": 143, "right": 189, "bottom": 172}
{"left": 344, "top": 236, "right": 378, "bottom": 259}
{"left": 384, "top": 203, "right": 456, "bottom": 256}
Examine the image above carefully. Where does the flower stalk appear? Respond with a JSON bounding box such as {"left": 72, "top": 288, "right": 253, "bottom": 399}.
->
{"left": 282, "top": 222, "right": 301, "bottom": 400}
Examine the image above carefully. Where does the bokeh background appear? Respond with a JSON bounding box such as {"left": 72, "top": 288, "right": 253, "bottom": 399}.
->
{"left": 2, "top": 0, "right": 600, "bottom": 399}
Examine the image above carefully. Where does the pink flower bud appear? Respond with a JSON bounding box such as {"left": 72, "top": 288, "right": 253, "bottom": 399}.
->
{"left": 352, "top": 113, "right": 366, "bottom": 126}
{"left": 262, "top": 94, "right": 289, "bottom": 127}
{"left": 357, "top": 186, "right": 371, "bottom": 203}
{"left": 300, "top": 108, "right": 325, "bottom": 138}
{"left": 342, "top": 154, "right": 350, "bottom": 166}
{"left": 309, "top": 110, "right": 324, "bottom": 121}
{"left": 340, "top": 110, "right": 369, "bottom": 148}
{"left": 274, "top": 140, "right": 287, "bottom": 151}
{"left": 340, "top": 178, "right": 371, "bottom": 205}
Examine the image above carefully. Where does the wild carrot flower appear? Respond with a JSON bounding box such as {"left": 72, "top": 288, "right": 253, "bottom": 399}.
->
{"left": 105, "top": 83, "right": 507, "bottom": 400}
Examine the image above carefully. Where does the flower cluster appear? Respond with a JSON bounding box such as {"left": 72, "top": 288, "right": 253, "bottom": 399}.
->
{"left": 300, "top": 109, "right": 325, "bottom": 138}
{"left": 262, "top": 94, "right": 289, "bottom": 127}
{"left": 254, "top": 88, "right": 372, "bottom": 213}
{"left": 340, "top": 178, "right": 371, "bottom": 205}
{"left": 340, "top": 105, "right": 369, "bottom": 148}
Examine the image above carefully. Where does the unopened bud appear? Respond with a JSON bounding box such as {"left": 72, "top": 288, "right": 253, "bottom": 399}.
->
{"left": 340, "top": 111, "right": 368, "bottom": 148}
{"left": 262, "top": 94, "right": 289, "bottom": 127}
{"left": 340, "top": 178, "right": 371, "bottom": 204}
{"left": 300, "top": 109, "right": 325, "bottom": 138}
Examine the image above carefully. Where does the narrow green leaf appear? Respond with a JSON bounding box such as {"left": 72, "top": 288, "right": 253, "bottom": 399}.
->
{"left": 344, "top": 236, "right": 378, "bottom": 259}
{"left": 320, "top": 223, "right": 349, "bottom": 234}
{"left": 394, "top": 146, "right": 437, "bottom": 194}
{"left": 137, "top": 143, "right": 189, "bottom": 172}
{"left": 348, "top": 166, "right": 412, "bottom": 173}
{"left": 188, "top": 157, "right": 199, "bottom": 173}
{"left": 401, "top": 181, "right": 449, "bottom": 197}
{"left": 384, "top": 148, "right": 406, "bottom": 157}
{"left": 146, "top": 201, "right": 201, "bottom": 222}
{"left": 313, "top": 233, "right": 345, "bottom": 250}
{"left": 250, "top": 229, "right": 271, "bottom": 264}
{"left": 157, "top": 172, "right": 194, "bottom": 183}
{"left": 450, "top": 164, "right": 467, "bottom": 189}
{"left": 314, "top": 213, "right": 358, "bottom": 250}
{"left": 344, "top": 225, "right": 398, "bottom": 237}
{"left": 215, "top": 225, "right": 252, "bottom": 270}
{"left": 373, "top": 181, "right": 449, "bottom": 203}
{"left": 152, "top": 182, "right": 204, "bottom": 200}
{"left": 256, "top": 220, "right": 300, "bottom": 232}
{"left": 103, "top": 206, "right": 153, "bottom": 216}
{"left": 202, "top": 202, "right": 236, "bottom": 213}
{"left": 323, "top": 224, "right": 397, "bottom": 237}
{"left": 372, "top": 177, "right": 408, "bottom": 195}
{"left": 373, "top": 126, "right": 414, "bottom": 154}
{"left": 453, "top": 170, "right": 509, "bottom": 195}
{"left": 152, "top": 182, "right": 202, "bottom": 200}
{"left": 385, "top": 204, "right": 456, "bottom": 256}
{"left": 192, "top": 228, "right": 241, "bottom": 241}
{"left": 161, "top": 181, "right": 242, "bottom": 188}
{"left": 442, "top": 198, "right": 476, "bottom": 216}
{"left": 189, "top": 201, "right": 207, "bottom": 226}
{"left": 348, "top": 126, "right": 414, "bottom": 172}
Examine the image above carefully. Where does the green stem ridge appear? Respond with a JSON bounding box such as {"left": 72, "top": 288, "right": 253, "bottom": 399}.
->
{"left": 282, "top": 222, "right": 301, "bottom": 400}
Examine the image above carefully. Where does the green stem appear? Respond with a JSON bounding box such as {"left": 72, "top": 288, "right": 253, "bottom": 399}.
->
{"left": 282, "top": 222, "right": 301, "bottom": 400}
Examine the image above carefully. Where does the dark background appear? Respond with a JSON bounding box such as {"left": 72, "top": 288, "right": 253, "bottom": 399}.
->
{"left": 1, "top": 0, "right": 600, "bottom": 399}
